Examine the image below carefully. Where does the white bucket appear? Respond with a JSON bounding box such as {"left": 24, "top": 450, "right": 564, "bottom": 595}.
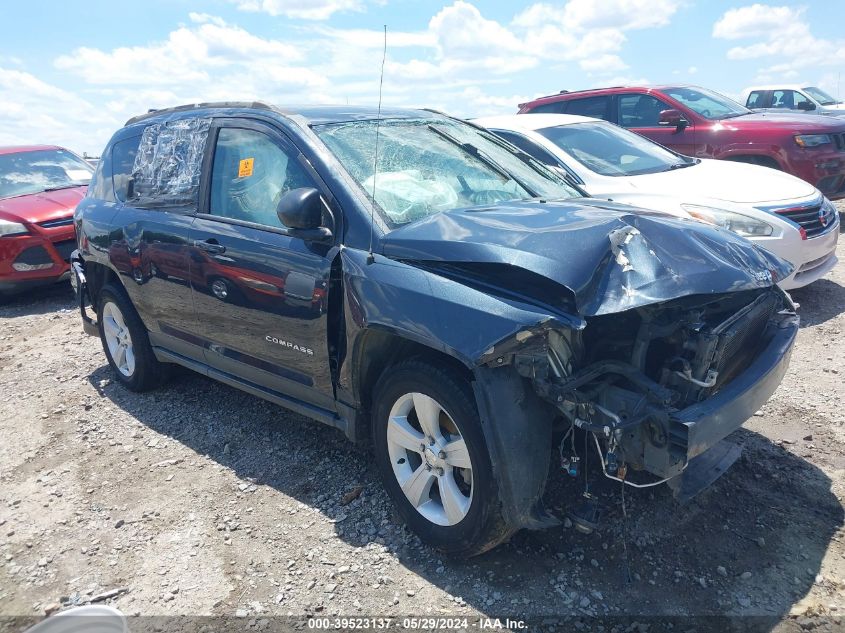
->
{"left": 22, "top": 606, "right": 127, "bottom": 633}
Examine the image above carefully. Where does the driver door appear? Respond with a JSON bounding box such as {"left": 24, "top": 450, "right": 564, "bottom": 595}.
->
{"left": 188, "top": 120, "right": 336, "bottom": 410}
{"left": 618, "top": 93, "right": 696, "bottom": 156}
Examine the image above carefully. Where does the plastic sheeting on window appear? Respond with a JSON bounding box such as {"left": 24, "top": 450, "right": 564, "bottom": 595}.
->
{"left": 131, "top": 117, "right": 211, "bottom": 208}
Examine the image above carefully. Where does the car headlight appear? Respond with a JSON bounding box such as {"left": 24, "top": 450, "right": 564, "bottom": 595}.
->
{"left": 681, "top": 204, "right": 774, "bottom": 237}
{"left": 0, "top": 218, "right": 29, "bottom": 236}
{"left": 794, "top": 134, "right": 832, "bottom": 148}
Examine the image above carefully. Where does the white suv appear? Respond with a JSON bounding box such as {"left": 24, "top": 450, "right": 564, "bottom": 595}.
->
{"left": 742, "top": 85, "right": 845, "bottom": 117}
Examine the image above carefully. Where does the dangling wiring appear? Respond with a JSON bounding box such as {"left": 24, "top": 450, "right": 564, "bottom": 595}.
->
{"left": 590, "top": 432, "right": 684, "bottom": 489}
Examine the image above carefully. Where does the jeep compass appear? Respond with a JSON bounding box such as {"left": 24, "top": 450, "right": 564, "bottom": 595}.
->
{"left": 72, "top": 103, "right": 798, "bottom": 555}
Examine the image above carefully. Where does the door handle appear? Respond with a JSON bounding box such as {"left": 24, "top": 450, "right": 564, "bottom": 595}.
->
{"left": 193, "top": 239, "right": 226, "bottom": 254}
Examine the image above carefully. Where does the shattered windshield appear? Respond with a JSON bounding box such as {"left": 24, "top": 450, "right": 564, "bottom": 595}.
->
{"left": 314, "top": 117, "right": 579, "bottom": 226}
{"left": 0, "top": 149, "right": 93, "bottom": 199}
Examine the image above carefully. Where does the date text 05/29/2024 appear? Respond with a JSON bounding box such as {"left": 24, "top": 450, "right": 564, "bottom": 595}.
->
{"left": 306, "top": 617, "right": 528, "bottom": 630}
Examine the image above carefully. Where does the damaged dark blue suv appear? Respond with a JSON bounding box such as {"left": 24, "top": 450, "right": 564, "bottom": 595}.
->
{"left": 72, "top": 102, "right": 799, "bottom": 556}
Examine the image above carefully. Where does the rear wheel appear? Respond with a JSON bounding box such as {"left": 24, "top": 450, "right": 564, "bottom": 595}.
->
{"left": 372, "top": 359, "right": 515, "bottom": 556}
{"left": 97, "top": 283, "right": 167, "bottom": 391}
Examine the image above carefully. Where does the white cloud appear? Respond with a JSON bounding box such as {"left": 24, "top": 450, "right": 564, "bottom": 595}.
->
{"left": 588, "top": 74, "right": 649, "bottom": 88}
{"left": 229, "top": 0, "right": 363, "bottom": 20}
{"left": 712, "top": 4, "right": 800, "bottom": 40}
{"left": 559, "top": 0, "right": 681, "bottom": 30}
{"left": 16, "top": 1, "right": 688, "bottom": 153}
{"left": 55, "top": 15, "right": 308, "bottom": 86}
{"left": 0, "top": 67, "right": 116, "bottom": 152}
{"left": 712, "top": 4, "right": 845, "bottom": 75}
{"left": 428, "top": 1, "right": 536, "bottom": 73}
{"left": 579, "top": 54, "right": 629, "bottom": 73}
{"left": 310, "top": 27, "right": 435, "bottom": 49}
{"left": 511, "top": 0, "right": 681, "bottom": 73}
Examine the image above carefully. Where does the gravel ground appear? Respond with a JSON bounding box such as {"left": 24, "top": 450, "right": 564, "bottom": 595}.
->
{"left": 1, "top": 212, "right": 844, "bottom": 632}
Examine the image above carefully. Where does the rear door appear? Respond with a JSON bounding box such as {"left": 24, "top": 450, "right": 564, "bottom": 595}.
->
{"left": 189, "top": 119, "right": 337, "bottom": 410}
{"left": 106, "top": 132, "right": 201, "bottom": 362}
{"left": 562, "top": 96, "right": 612, "bottom": 121}
{"left": 617, "top": 93, "right": 696, "bottom": 156}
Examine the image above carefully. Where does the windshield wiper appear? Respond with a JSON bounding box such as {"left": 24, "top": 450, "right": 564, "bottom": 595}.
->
{"left": 43, "top": 184, "right": 81, "bottom": 192}
{"left": 427, "top": 125, "right": 539, "bottom": 197}
{"left": 668, "top": 160, "right": 697, "bottom": 170}
{"left": 508, "top": 148, "right": 582, "bottom": 190}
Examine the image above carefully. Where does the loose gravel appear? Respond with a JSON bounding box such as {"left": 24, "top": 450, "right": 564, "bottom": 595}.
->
{"left": 1, "top": 214, "right": 844, "bottom": 631}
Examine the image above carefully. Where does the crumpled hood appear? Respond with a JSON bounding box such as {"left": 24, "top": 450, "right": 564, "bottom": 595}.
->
{"left": 381, "top": 198, "right": 793, "bottom": 317}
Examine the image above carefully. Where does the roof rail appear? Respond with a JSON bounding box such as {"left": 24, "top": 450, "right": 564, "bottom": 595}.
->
{"left": 531, "top": 86, "right": 627, "bottom": 102}
{"left": 125, "top": 101, "right": 277, "bottom": 126}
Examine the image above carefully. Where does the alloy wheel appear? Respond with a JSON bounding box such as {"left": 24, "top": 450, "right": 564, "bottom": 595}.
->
{"left": 385, "top": 392, "right": 473, "bottom": 526}
{"left": 102, "top": 301, "right": 136, "bottom": 377}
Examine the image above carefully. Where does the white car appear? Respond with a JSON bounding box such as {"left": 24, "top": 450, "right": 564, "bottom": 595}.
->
{"left": 473, "top": 113, "right": 840, "bottom": 290}
{"left": 741, "top": 85, "right": 845, "bottom": 117}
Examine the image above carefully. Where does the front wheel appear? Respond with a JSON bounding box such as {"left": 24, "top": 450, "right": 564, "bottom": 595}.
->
{"left": 97, "top": 283, "right": 167, "bottom": 392}
{"left": 372, "top": 360, "right": 515, "bottom": 556}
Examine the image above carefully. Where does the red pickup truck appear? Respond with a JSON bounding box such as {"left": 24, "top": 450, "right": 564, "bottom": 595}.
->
{"left": 518, "top": 85, "right": 845, "bottom": 200}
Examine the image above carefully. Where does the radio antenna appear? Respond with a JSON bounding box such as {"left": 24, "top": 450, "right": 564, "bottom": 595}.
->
{"left": 367, "top": 25, "right": 387, "bottom": 264}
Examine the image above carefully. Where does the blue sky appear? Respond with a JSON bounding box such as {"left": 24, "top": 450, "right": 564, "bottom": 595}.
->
{"left": 1, "top": 0, "right": 843, "bottom": 154}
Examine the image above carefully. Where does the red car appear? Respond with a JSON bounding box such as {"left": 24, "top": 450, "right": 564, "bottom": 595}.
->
{"left": 0, "top": 146, "right": 93, "bottom": 297}
{"left": 518, "top": 85, "right": 845, "bottom": 199}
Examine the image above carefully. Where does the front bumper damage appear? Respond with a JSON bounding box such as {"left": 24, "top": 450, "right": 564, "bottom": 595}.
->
{"left": 471, "top": 293, "right": 799, "bottom": 530}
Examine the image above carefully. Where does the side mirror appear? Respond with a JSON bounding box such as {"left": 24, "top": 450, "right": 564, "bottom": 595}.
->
{"left": 276, "top": 187, "right": 333, "bottom": 242}
{"left": 658, "top": 109, "right": 689, "bottom": 129}
{"left": 797, "top": 101, "right": 816, "bottom": 111}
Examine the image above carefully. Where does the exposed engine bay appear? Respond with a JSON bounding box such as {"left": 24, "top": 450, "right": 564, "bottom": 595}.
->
{"left": 509, "top": 286, "right": 796, "bottom": 485}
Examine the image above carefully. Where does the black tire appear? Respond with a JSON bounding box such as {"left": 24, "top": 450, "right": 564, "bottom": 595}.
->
{"left": 96, "top": 283, "right": 167, "bottom": 392}
{"left": 371, "top": 359, "right": 515, "bottom": 557}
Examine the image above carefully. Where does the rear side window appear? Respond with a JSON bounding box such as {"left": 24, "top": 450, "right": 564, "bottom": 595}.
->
{"left": 131, "top": 117, "right": 212, "bottom": 208}
{"left": 563, "top": 96, "right": 611, "bottom": 120}
{"left": 111, "top": 136, "right": 141, "bottom": 202}
{"left": 746, "top": 91, "right": 766, "bottom": 108}
{"left": 526, "top": 101, "right": 565, "bottom": 114}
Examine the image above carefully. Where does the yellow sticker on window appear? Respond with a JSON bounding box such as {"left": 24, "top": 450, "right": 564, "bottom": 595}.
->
{"left": 238, "top": 158, "right": 254, "bottom": 178}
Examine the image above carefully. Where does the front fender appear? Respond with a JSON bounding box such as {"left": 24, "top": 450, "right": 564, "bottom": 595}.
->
{"left": 712, "top": 144, "right": 787, "bottom": 169}
{"left": 339, "top": 248, "right": 568, "bottom": 529}
{"left": 339, "top": 249, "right": 578, "bottom": 384}
{"left": 473, "top": 364, "right": 560, "bottom": 529}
